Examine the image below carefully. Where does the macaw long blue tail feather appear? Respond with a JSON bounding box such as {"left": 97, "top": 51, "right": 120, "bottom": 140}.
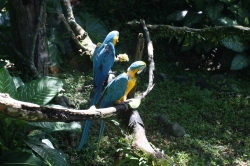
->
{"left": 78, "top": 85, "right": 103, "bottom": 150}
{"left": 96, "top": 120, "right": 105, "bottom": 157}
{"left": 90, "top": 85, "right": 103, "bottom": 106}
{"left": 78, "top": 120, "right": 92, "bottom": 151}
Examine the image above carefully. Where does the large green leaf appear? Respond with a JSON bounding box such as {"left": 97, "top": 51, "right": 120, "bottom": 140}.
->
{"left": 48, "top": 28, "right": 66, "bottom": 54}
{"left": 13, "top": 76, "right": 24, "bottom": 89}
{"left": 228, "top": 4, "right": 250, "bottom": 24}
{"left": 25, "top": 139, "right": 69, "bottom": 166}
{"left": 0, "top": 117, "right": 27, "bottom": 151}
{"left": 17, "top": 76, "right": 64, "bottom": 105}
{"left": 221, "top": 36, "right": 248, "bottom": 52}
{"left": 75, "top": 12, "right": 109, "bottom": 44}
{"left": 28, "top": 121, "right": 81, "bottom": 131}
{"left": 0, "top": 151, "right": 47, "bottom": 166}
{"left": 0, "top": 67, "right": 18, "bottom": 99}
{"left": 205, "top": 3, "right": 224, "bottom": 21}
{"left": 230, "top": 53, "right": 250, "bottom": 70}
{"left": 47, "top": 40, "right": 63, "bottom": 67}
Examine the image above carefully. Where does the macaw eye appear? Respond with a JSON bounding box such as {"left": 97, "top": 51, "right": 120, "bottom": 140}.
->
{"left": 137, "top": 65, "right": 146, "bottom": 74}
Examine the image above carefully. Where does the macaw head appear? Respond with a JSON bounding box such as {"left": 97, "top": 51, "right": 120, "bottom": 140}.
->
{"left": 103, "top": 30, "right": 119, "bottom": 46}
{"left": 127, "top": 61, "right": 146, "bottom": 76}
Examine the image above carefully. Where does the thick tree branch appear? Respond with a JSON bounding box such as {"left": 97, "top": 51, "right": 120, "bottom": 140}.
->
{"left": 60, "top": 0, "right": 87, "bottom": 40}
{"left": 128, "top": 110, "right": 172, "bottom": 164}
{"left": 59, "top": 0, "right": 96, "bottom": 55}
{"left": 127, "top": 19, "right": 250, "bottom": 40}
{"left": 0, "top": 93, "right": 128, "bottom": 122}
{"left": 56, "top": 10, "right": 91, "bottom": 52}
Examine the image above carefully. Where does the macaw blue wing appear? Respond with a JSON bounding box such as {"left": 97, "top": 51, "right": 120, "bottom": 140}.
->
{"left": 99, "top": 73, "right": 128, "bottom": 107}
{"left": 92, "top": 45, "right": 100, "bottom": 72}
{"left": 91, "top": 42, "right": 115, "bottom": 106}
{"left": 96, "top": 73, "right": 128, "bottom": 156}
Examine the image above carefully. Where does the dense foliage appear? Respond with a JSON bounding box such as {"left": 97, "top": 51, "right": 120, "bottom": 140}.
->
{"left": 0, "top": 0, "right": 250, "bottom": 165}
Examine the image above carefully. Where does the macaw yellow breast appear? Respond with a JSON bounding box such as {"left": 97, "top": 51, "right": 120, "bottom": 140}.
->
{"left": 116, "top": 76, "right": 136, "bottom": 103}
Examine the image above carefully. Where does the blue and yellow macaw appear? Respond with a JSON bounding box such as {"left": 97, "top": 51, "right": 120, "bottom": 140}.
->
{"left": 91, "top": 30, "right": 119, "bottom": 105}
{"left": 95, "top": 61, "right": 146, "bottom": 155}
{"left": 78, "top": 31, "right": 119, "bottom": 150}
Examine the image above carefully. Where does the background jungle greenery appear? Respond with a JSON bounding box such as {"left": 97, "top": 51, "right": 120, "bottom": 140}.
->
{"left": 0, "top": 0, "right": 250, "bottom": 165}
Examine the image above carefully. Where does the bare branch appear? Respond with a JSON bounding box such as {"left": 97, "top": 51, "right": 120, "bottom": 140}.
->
{"left": 136, "top": 19, "right": 155, "bottom": 100}
{"left": 60, "top": 0, "right": 87, "bottom": 40}
{"left": 0, "top": 93, "right": 128, "bottom": 122}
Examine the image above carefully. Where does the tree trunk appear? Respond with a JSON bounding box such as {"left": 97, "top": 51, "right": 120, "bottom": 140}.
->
{"left": 9, "top": 0, "right": 48, "bottom": 77}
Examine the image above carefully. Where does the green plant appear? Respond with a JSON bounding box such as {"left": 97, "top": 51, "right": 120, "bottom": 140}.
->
{"left": 116, "top": 138, "right": 152, "bottom": 166}
{"left": 75, "top": 12, "right": 109, "bottom": 44}
{"left": 0, "top": 115, "right": 72, "bottom": 166}
{"left": 0, "top": 66, "right": 72, "bottom": 165}
{"left": 154, "top": 0, "right": 250, "bottom": 72}
{"left": 0, "top": 67, "right": 64, "bottom": 105}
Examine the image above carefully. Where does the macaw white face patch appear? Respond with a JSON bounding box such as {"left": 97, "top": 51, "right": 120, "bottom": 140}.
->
{"left": 137, "top": 65, "right": 146, "bottom": 74}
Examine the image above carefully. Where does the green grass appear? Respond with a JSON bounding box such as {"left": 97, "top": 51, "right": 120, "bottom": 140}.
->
{"left": 140, "top": 80, "right": 250, "bottom": 165}
{"left": 53, "top": 60, "right": 250, "bottom": 165}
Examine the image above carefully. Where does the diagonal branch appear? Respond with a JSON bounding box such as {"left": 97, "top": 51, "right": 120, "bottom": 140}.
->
{"left": 56, "top": 10, "right": 92, "bottom": 52}
{"left": 59, "top": 0, "right": 96, "bottom": 55}
{"left": 60, "top": 0, "right": 88, "bottom": 40}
